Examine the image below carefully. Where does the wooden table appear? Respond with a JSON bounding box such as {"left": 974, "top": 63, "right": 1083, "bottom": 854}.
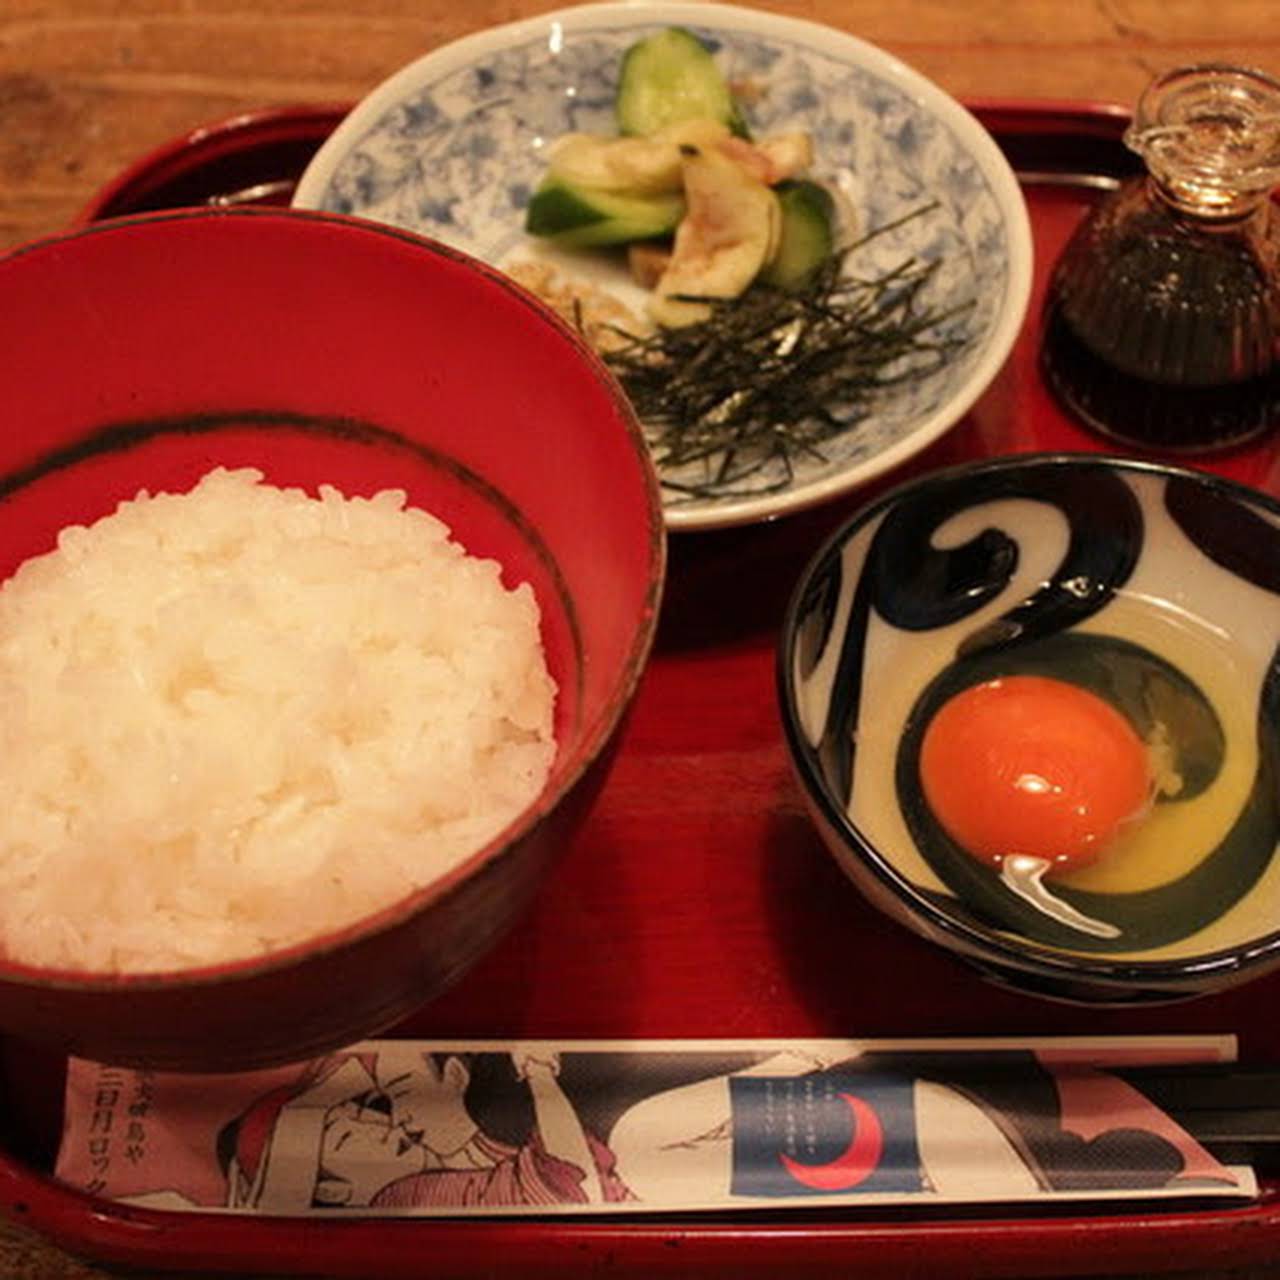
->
{"left": 4, "top": 0, "right": 1280, "bottom": 256}
{"left": 2, "top": 1, "right": 1280, "bottom": 1276}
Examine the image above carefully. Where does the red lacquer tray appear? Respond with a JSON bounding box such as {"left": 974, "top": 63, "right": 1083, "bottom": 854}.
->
{"left": 5, "top": 101, "right": 1280, "bottom": 1278}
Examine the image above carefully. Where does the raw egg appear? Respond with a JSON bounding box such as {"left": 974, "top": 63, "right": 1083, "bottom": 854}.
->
{"left": 919, "top": 674, "right": 1151, "bottom": 873}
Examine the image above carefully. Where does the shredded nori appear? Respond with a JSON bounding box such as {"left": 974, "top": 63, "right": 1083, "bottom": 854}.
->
{"left": 601, "top": 204, "right": 975, "bottom": 501}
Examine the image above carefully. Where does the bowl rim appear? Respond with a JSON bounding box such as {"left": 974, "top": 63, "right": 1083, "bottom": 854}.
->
{"left": 777, "top": 449, "right": 1280, "bottom": 990}
{"left": 291, "top": 0, "right": 1035, "bottom": 535}
{"left": 0, "top": 204, "right": 668, "bottom": 992}
{"left": 70, "top": 102, "right": 353, "bottom": 228}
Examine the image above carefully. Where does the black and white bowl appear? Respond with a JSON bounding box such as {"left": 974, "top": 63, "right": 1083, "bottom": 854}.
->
{"left": 778, "top": 454, "right": 1280, "bottom": 1004}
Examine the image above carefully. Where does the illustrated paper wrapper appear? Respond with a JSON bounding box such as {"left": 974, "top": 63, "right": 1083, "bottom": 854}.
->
{"left": 55, "top": 1035, "right": 1258, "bottom": 1216}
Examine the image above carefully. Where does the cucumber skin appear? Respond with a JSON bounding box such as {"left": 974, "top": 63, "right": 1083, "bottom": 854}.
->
{"left": 615, "top": 27, "right": 747, "bottom": 138}
{"left": 524, "top": 178, "right": 685, "bottom": 248}
{"left": 759, "top": 180, "right": 836, "bottom": 289}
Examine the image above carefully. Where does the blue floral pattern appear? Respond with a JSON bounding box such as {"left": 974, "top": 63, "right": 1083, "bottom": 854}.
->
{"left": 296, "top": 6, "right": 1028, "bottom": 528}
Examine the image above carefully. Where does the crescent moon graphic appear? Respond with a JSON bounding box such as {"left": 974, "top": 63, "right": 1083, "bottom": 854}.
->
{"left": 779, "top": 1092, "right": 885, "bottom": 1192}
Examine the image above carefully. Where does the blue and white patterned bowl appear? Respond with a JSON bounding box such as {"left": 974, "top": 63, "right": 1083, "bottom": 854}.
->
{"left": 293, "top": 2, "right": 1032, "bottom": 532}
{"left": 779, "top": 454, "right": 1280, "bottom": 1004}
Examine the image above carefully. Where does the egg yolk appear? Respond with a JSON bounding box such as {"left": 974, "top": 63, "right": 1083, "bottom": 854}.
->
{"left": 918, "top": 675, "right": 1151, "bottom": 872}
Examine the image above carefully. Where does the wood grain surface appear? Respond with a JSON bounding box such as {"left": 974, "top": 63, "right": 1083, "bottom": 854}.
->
{"left": 3, "top": 0, "right": 1280, "bottom": 255}
{"left": 2, "top": 2, "right": 1280, "bottom": 1276}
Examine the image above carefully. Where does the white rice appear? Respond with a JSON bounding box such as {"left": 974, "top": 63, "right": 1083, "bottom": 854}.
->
{"left": 0, "top": 468, "right": 557, "bottom": 973}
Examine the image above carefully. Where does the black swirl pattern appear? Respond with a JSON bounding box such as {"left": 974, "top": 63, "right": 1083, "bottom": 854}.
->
{"left": 868, "top": 460, "right": 1143, "bottom": 648}
{"left": 897, "top": 631, "right": 1279, "bottom": 952}
{"left": 808, "top": 459, "right": 1143, "bottom": 806}
{"left": 1165, "top": 472, "right": 1280, "bottom": 594}
{"left": 784, "top": 457, "right": 1280, "bottom": 961}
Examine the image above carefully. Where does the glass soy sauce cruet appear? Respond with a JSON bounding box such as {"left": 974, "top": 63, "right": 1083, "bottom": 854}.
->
{"left": 1041, "top": 64, "right": 1280, "bottom": 453}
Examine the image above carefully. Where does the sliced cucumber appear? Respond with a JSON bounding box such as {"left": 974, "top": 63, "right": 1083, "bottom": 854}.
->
{"left": 649, "top": 146, "right": 781, "bottom": 327}
{"left": 524, "top": 176, "right": 684, "bottom": 247}
{"left": 759, "top": 180, "right": 836, "bottom": 289}
{"left": 544, "top": 120, "right": 730, "bottom": 197}
{"left": 545, "top": 132, "right": 685, "bottom": 196}
{"left": 616, "top": 27, "right": 747, "bottom": 138}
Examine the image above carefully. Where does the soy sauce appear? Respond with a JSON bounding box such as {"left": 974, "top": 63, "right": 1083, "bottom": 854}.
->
{"left": 1040, "top": 65, "right": 1280, "bottom": 454}
{"left": 1042, "top": 280, "right": 1280, "bottom": 455}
